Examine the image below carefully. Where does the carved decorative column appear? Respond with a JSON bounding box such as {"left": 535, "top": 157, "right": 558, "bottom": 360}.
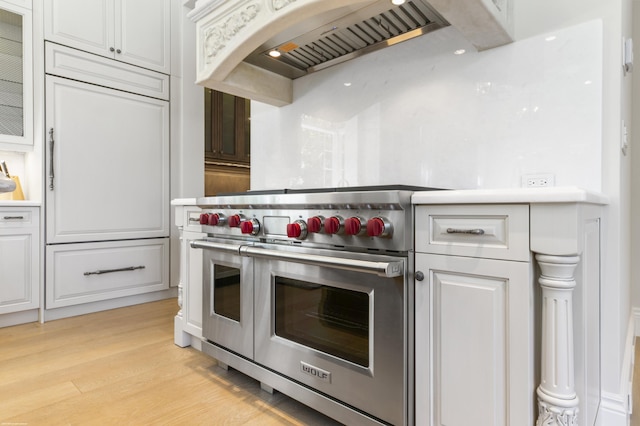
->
{"left": 535, "top": 254, "right": 579, "bottom": 426}
{"left": 174, "top": 207, "right": 190, "bottom": 348}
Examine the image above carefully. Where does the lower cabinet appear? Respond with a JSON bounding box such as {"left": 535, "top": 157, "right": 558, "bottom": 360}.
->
{"left": 46, "top": 238, "right": 169, "bottom": 308}
{"left": 415, "top": 253, "right": 533, "bottom": 426}
{"left": 172, "top": 202, "right": 204, "bottom": 347}
{"left": 0, "top": 207, "right": 39, "bottom": 315}
{"left": 414, "top": 204, "right": 534, "bottom": 426}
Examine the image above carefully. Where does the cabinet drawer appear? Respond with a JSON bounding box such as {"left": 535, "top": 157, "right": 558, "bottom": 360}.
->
{"left": 0, "top": 208, "right": 37, "bottom": 228}
{"left": 46, "top": 238, "right": 169, "bottom": 308}
{"left": 415, "top": 205, "right": 530, "bottom": 261}
{"left": 45, "top": 42, "right": 169, "bottom": 100}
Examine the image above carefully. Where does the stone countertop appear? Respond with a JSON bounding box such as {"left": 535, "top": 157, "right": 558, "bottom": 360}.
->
{"left": 0, "top": 200, "right": 41, "bottom": 207}
{"left": 412, "top": 186, "right": 609, "bottom": 205}
{"left": 171, "top": 198, "right": 199, "bottom": 206}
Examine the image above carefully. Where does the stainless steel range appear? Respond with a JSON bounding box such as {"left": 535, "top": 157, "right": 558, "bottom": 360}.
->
{"left": 191, "top": 186, "right": 441, "bottom": 426}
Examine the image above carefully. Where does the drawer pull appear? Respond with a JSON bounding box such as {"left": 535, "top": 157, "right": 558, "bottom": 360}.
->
{"left": 446, "top": 228, "right": 485, "bottom": 235}
{"left": 188, "top": 217, "right": 201, "bottom": 222}
{"left": 84, "top": 265, "right": 146, "bottom": 276}
{"left": 3, "top": 216, "right": 25, "bottom": 220}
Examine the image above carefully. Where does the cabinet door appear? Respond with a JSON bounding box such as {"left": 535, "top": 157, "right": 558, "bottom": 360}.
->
{"left": 44, "top": 0, "right": 170, "bottom": 74}
{"left": 45, "top": 75, "right": 169, "bottom": 243}
{"left": 0, "top": 209, "right": 38, "bottom": 314}
{"left": 415, "top": 253, "right": 533, "bottom": 426}
{"left": 0, "top": 1, "right": 32, "bottom": 149}
{"left": 116, "top": 0, "right": 170, "bottom": 73}
{"left": 0, "top": 233, "right": 35, "bottom": 313}
{"left": 44, "top": 0, "right": 115, "bottom": 59}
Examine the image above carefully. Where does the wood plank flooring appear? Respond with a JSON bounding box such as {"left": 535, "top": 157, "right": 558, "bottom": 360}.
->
{"left": 0, "top": 299, "right": 342, "bottom": 425}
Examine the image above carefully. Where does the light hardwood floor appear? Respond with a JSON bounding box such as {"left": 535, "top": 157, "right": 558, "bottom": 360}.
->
{"left": 0, "top": 299, "right": 342, "bottom": 425}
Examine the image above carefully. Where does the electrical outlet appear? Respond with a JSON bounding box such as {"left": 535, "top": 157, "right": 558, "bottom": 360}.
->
{"left": 522, "top": 174, "right": 555, "bottom": 188}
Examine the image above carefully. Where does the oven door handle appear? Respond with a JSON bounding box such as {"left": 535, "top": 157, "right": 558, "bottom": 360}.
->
{"left": 190, "top": 240, "right": 244, "bottom": 254}
{"left": 241, "top": 246, "right": 404, "bottom": 278}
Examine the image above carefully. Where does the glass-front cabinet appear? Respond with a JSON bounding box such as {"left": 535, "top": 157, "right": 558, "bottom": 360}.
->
{"left": 0, "top": 0, "right": 32, "bottom": 150}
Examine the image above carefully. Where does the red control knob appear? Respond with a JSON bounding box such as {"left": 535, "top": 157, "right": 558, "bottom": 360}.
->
{"left": 344, "top": 217, "right": 364, "bottom": 236}
{"left": 240, "top": 218, "right": 260, "bottom": 235}
{"left": 208, "top": 213, "right": 221, "bottom": 226}
{"left": 199, "top": 213, "right": 210, "bottom": 225}
{"left": 367, "top": 217, "right": 392, "bottom": 237}
{"left": 324, "top": 216, "right": 342, "bottom": 235}
{"left": 287, "top": 220, "right": 308, "bottom": 239}
{"left": 228, "top": 214, "right": 242, "bottom": 228}
{"left": 240, "top": 221, "right": 254, "bottom": 234}
{"left": 307, "top": 216, "right": 324, "bottom": 233}
{"left": 287, "top": 223, "right": 301, "bottom": 238}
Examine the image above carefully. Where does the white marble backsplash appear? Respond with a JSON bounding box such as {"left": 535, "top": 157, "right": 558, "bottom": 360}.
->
{"left": 250, "top": 20, "right": 602, "bottom": 191}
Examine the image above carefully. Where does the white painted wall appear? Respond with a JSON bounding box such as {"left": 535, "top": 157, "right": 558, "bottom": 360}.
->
{"left": 633, "top": 0, "right": 640, "bottom": 327}
{"left": 250, "top": 0, "right": 633, "bottom": 420}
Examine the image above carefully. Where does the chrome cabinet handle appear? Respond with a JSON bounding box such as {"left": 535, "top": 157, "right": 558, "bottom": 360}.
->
{"left": 84, "top": 265, "right": 145, "bottom": 276}
{"left": 49, "top": 128, "right": 55, "bottom": 190}
{"left": 3, "top": 216, "right": 24, "bottom": 220}
{"left": 446, "top": 228, "right": 485, "bottom": 235}
{"left": 188, "top": 217, "right": 201, "bottom": 222}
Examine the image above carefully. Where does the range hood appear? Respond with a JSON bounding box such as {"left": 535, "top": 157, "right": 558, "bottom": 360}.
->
{"left": 243, "top": 0, "right": 449, "bottom": 80}
{"left": 188, "top": 0, "right": 513, "bottom": 107}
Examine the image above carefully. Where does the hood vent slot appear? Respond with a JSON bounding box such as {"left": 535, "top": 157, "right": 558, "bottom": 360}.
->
{"left": 245, "top": 0, "right": 449, "bottom": 79}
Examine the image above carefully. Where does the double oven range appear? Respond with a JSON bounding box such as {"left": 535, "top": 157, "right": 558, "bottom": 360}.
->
{"left": 191, "top": 186, "right": 439, "bottom": 425}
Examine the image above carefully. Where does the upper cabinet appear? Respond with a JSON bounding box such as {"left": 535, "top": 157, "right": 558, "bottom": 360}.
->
{"left": 0, "top": 0, "right": 33, "bottom": 150}
{"left": 44, "top": 0, "right": 171, "bottom": 74}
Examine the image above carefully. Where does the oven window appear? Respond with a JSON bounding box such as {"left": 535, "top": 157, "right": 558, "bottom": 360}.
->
{"left": 275, "top": 276, "right": 369, "bottom": 367}
{"left": 213, "top": 264, "right": 241, "bottom": 322}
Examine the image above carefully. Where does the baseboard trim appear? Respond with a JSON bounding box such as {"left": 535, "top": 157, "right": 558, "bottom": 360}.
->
{"left": 633, "top": 307, "right": 640, "bottom": 337}
{"left": 42, "top": 288, "right": 178, "bottom": 322}
{"left": 0, "top": 308, "right": 39, "bottom": 328}
{"left": 599, "top": 311, "right": 637, "bottom": 425}
{"left": 599, "top": 392, "right": 630, "bottom": 425}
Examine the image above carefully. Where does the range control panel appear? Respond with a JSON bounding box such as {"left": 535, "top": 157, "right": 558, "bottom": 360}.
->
{"left": 198, "top": 209, "right": 408, "bottom": 252}
{"left": 196, "top": 190, "right": 417, "bottom": 252}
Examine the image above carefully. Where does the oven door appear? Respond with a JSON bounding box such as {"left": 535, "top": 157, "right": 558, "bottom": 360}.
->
{"left": 252, "top": 245, "right": 407, "bottom": 426}
{"left": 195, "top": 238, "right": 254, "bottom": 359}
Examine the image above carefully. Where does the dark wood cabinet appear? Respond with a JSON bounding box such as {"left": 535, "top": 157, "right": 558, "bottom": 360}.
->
{"left": 204, "top": 88, "right": 251, "bottom": 196}
{"left": 204, "top": 88, "right": 250, "bottom": 164}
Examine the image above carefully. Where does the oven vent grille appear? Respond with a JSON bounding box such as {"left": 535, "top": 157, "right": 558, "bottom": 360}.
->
{"left": 245, "top": 0, "right": 449, "bottom": 79}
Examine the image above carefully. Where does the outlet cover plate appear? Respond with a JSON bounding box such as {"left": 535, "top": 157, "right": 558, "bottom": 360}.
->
{"left": 522, "top": 174, "right": 555, "bottom": 187}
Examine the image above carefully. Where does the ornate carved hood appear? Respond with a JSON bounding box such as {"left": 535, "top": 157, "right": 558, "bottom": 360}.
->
{"left": 188, "top": 0, "right": 513, "bottom": 106}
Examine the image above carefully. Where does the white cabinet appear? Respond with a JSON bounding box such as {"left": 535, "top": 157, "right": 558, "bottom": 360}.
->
{"left": 0, "top": 207, "right": 39, "bottom": 315}
{"left": 45, "top": 74, "right": 169, "bottom": 244}
{"left": 415, "top": 253, "right": 532, "bottom": 426}
{"left": 44, "top": 44, "right": 170, "bottom": 310}
{"left": 0, "top": 0, "right": 33, "bottom": 150}
{"left": 46, "top": 238, "right": 169, "bottom": 308}
{"left": 172, "top": 201, "right": 204, "bottom": 347}
{"left": 44, "top": 0, "right": 171, "bottom": 74}
{"left": 414, "top": 204, "right": 534, "bottom": 426}
{"left": 412, "top": 193, "right": 605, "bottom": 426}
